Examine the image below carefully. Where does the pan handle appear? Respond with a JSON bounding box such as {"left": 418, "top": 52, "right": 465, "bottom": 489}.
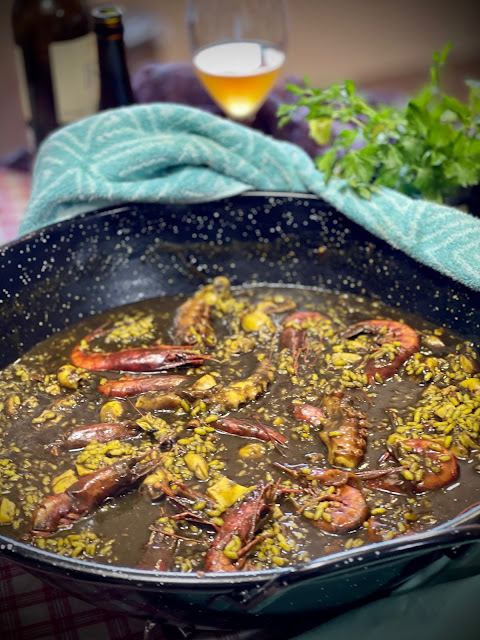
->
{"left": 216, "top": 524, "right": 480, "bottom": 614}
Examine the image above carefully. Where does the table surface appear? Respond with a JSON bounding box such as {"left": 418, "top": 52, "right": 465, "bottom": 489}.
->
{"left": 0, "top": 168, "right": 31, "bottom": 245}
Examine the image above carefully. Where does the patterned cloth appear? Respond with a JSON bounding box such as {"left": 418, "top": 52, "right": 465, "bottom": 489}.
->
{"left": 0, "top": 168, "right": 31, "bottom": 245}
{"left": 0, "top": 557, "right": 273, "bottom": 640}
{"left": 0, "top": 559, "right": 146, "bottom": 640}
{"left": 19, "top": 103, "right": 480, "bottom": 290}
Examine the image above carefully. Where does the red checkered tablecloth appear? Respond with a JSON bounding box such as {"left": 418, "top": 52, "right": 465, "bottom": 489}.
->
{"left": 0, "top": 557, "right": 270, "bottom": 640}
{"left": 0, "top": 168, "right": 31, "bottom": 245}
{"left": 0, "top": 559, "right": 147, "bottom": 640}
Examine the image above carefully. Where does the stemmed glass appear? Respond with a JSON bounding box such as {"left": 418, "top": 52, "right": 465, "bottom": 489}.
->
{"left": 187, "top": 0, "right": 288, "bottom": 123}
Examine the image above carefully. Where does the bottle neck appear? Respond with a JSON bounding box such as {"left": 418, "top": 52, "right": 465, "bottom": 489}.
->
{"left": 96, "top": 31, "right": 134, "bottom": 109}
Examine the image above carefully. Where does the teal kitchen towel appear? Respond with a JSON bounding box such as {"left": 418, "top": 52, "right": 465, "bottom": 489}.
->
{"left": 20, "top": 103, "right": 480, "bottom": 290}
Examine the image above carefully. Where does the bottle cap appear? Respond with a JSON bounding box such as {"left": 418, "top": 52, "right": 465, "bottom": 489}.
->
{"left": 92, "top": 6, "right": 124, "bottom": 35}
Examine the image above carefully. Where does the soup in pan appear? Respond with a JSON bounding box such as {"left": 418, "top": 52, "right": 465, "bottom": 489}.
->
{"left": 0, "top": 278, "right": 479, "bottom": 573}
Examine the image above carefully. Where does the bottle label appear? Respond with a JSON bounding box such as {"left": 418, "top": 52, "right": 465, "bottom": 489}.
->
{"left": 13, "top": 46, "right": 32, "bottom": 121}
{"left": 49, "top": 33, "right": 100, "bottom": 124}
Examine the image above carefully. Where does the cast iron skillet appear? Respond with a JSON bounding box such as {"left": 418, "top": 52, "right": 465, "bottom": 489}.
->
{"left": 1, "top": 192, "right": 480, "bottom": 632}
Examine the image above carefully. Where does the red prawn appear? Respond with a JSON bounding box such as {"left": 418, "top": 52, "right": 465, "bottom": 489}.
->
{"left": 280, "top": 311, "right": 329, "bottom": 369}
{"left": 273, "top": 462, "right": 404, "bottom": 489}
{"left": 274, "top": 462, "right": 416, "bottom": 534}
{"left": 174, "top": 298, "right": 217, "bottom": 349}
{"left": 30, "top": 454, "right": 160, "bottom": 537}
{"left": 342, "top": 319, "right": 420, "bottom": 384}
{"left": 283, "top": 469, "right": 369, "bottom": 535}
{"left": 71, "top": 325, "right": 208, "bottom": 372}
{"left": 98, "top": 374, "right": 187, "bottom": 397}
{"left": 212, "top": 417, "right": 288, "bottom": 446}
{"left": 312, "top": 484, "right": 370, "bottom": 534}
{"left": 402, "top": 439, "right": 458, "bottom": 491}
{"left": 173, "top": 276, "right": 232, "bottom": 349}
{"left": 52, "top": 422, "right": 139, "bottom": 451}
{"left": 365, "top": 439, "right": 458, "bottom": 495}
{"left": 204, "top": 483, "right": 274, "bottom": 572}
{"left": 137, "top": 529, "right": 178, "bottom": 571}
{"left": 291, "top": 403, "right": 324, "bottom": 426}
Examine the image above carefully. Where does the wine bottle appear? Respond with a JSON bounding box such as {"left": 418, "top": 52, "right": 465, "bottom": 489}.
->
{"left": 92, "top": 6, "right": 134, "bottom": 110}
{"left": 12, "top": 0, "right": 100, "bottom": 150}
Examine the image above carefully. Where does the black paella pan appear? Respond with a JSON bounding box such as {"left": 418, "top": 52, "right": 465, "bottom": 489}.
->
{"left": 1, "top": 192, "right": 480, "bottom": 632}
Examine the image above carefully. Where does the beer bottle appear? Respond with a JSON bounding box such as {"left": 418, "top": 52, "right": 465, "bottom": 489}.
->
{"left": 12, "top": 0, "right": 99, "bottom": 150}
{"left": 92, "top": 6, "right": 134, "bottom": 110}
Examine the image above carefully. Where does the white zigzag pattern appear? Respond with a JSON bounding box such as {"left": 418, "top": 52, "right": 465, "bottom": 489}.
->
{"left": 303, "top": 171, "right": 480, "bottom": 287}
{"left": 19, "top": 104, "right": 480, "bottom": 290}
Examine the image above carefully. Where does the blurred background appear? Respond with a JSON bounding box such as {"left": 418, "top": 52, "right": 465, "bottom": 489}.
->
{"left": 1, "top": 0, "right": 479, "bottom": 159}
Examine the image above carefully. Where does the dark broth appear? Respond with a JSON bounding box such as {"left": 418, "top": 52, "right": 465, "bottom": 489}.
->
{"left": 0, "top": 282, "right": 479, "bottom": 572}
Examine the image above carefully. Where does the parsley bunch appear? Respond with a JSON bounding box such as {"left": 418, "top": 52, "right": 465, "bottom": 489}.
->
{"left": 277, "top": 44, "right": 480, "bottom": 204}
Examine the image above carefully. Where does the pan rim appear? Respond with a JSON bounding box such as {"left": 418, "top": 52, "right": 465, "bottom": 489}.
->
{"left": 1, "top": 193, "right": 479, "bottom": 593}
{"left": 1, "top": 501, "right": 479, "bottom": 589}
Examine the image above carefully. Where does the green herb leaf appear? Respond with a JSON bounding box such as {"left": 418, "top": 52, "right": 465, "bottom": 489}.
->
{"left": 345, "top": 79, "right": 356, "bottom": 96}
{"left": 444, "top": 158, "right": 480, "bottom": 187}
{"left": 441, "top": 95, "right": 471, "bottom": 124}
{"left": 406, "top": 101, "right": 431, "bottom": 137}
{"left": 338, "top": 128, "right": 358, "bottom": 147}
{"left": 378, "top": 144, "right": 404, "bottom": 171}
{"left": 427, "top": 122, "right": 457, "bottom": 149}
{"left": 276, "top": 42, "right": 480, "bottom": 206}
{"left": 341, "top": 146, "right": 377, "bottom": 184}
{"left": 315, "top": 148, "right": 336, "bottom": 181}
{"left": 308, "top": 118, "right": 332, "bottom": 145}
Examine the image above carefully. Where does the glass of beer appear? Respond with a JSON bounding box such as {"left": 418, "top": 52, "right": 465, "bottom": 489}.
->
{"left": 187, "top": 0, "right": 288, "bottom": 123}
